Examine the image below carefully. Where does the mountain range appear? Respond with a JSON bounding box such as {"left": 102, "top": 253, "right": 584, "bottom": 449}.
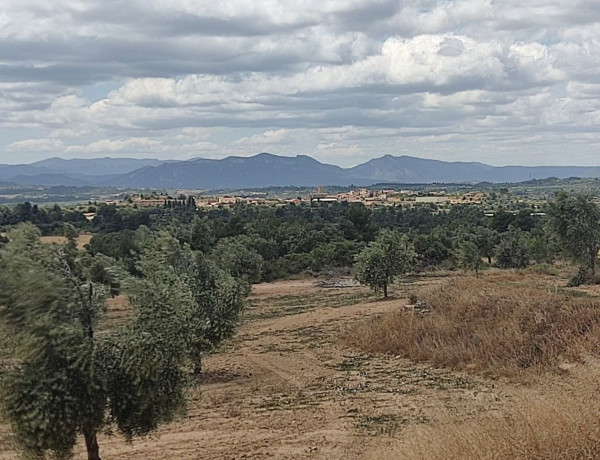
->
{"left": 1, "top": 153, "right": 600, "bottom": 189}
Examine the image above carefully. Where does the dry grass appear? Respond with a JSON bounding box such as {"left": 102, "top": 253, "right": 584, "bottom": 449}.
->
{"left": 368, "top": 363, "right": 600, "bottom": 460}
{"left": 344, "top": 273, "right": 600, "bottom": 377}
{"left": 40, "top": 234, "right": 93, "bottom": 249}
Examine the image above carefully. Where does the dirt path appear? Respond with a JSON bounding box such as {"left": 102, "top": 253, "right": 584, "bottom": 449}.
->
{"left": 1, "top": 277, "right": 504, "bottom": 459}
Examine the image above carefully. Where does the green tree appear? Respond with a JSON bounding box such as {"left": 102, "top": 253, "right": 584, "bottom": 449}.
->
{"left": 0, "top": 225, "right": 246, "bottom": 459}
{"left": 0, "top": 224, "right": 115, "bottom": 459}
{"left": 528, "top": 226, "right": 556, "bottom": 264}
{"left": 472, "top": 227, "right": 498, "bottom": 265}
{"left": 548, "top": 192, "right": 600, "bottom": 284}
{"left": 495, "top": 226, "right": 530, "bottom": 269}
{"left": 353, "top": 230, "right": 414, "bottom": 297}
{"left": 458, "top": 241, "right": 482, "bottom": 276}
{"left": 347, "top": 203, "right": 377, "bottom": 241}
{"left": 134, "top": 232, "right": 247, "bottom": 375}
{"left": 413, "top": 232, "right": 453, "bottom": 269}
{"left": 189, "top": 215, "right": 216, "bottom": 253}
{"left": 211, "top": 236, "right": 264, "bottom": 285}
{"left": 310, "top": 240, "right": 362, "bottom": 271}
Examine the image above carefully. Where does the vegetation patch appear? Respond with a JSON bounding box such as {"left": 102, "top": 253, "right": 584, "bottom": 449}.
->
{"left": 344, "top": 273, "right": 600, "bottom": 377}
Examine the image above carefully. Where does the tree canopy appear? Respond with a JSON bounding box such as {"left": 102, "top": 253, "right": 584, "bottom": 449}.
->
{"left": 548, "top": 192, "right": 600, "bottom": 285}
{"left": 353, "top": 230, "right": 415, "bottom": 297}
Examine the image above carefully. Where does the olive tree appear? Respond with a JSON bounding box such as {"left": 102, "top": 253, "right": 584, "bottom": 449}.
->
{"left": 458, "top": 241, "right": 483, "bottom": 276}
{"left": 211, "top": 236, "right": 264, "bottom": 285}
{"left": 0, "top": 225, "right": 246, "bottom": 459}
{"left": 495, "top": 226, "right": 530, "bottom": 269}
{"left": 548, "top": 192, "right": 600, "bottom": 285}
{"left": 134, "top": 232, "right": 247, "bottom": 374}
{"left": 353, "top": 230, "right": 414, "bottom": 297}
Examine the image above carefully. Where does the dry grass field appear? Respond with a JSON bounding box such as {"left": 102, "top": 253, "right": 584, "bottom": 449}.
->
{"left": 1, "top": 232, "right": 93, "bottom": 249}
{"left": 344, "top": 272, "right": 600, "bottom": 377}
{"left": 2, "top": 271, "right": 600, "bottom": 459}
{"left": 39, "top": 233, "right": 93, "bottom": 249}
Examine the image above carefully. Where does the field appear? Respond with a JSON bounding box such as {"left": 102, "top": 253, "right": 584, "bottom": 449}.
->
{"left": 39, "top": 234, "right": 93, "bottom": 249}
{"left": 1, "top": 233, "right": 93, "bottom": 250}
{"left": 2, "top": 272, "right": 600, "bottom": 459}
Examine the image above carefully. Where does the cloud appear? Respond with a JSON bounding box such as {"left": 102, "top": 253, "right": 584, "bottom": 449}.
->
{"left": 6, "top": 138, "right": 64, "bottom": 152}
{"left": 1, "top": 1, "right": 600, "bottom": 166}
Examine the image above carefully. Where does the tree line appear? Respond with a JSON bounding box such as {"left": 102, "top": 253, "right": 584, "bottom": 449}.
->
{"left": 0, "top": 199, "right": 561, "bottom": 282}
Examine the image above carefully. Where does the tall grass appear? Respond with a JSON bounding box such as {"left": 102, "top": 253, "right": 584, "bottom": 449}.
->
{"left": 344, "top": 273, "right": 600, "bottom": 376}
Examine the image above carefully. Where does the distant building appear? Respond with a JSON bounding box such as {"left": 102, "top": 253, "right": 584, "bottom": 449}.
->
{"left": 415, "top": 196, "right": 448, "bottom": 204}
{"left": 218, "top": 196, "right": 238, "bottom": 205}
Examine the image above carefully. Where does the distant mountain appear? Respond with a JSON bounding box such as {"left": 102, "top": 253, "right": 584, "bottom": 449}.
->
{"left": 0, "top": 164, "right": 54, "bottom": 180}
{"left": 109, "top": 153, "right": 356, "bottom": 188}
{"left": 488, "top": 165, "right": 600, "bottom": 183}
{"left": 2, "top": 153, "right": 600, "bottom": 189}
{"left": 7, "top": 174, "right": 93, "bottom": 187}
{"left": 349, "top": 155, "right": 495, "bottom": 183}
{"left": 31, "top": 157, "right": 175, "bottom": 176}
{"left": 348, "top": 155, "right": 600, "bottom": 183}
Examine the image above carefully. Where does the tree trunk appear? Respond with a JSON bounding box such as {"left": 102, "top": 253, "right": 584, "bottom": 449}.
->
{"left": 383, "top": 282, "right": 388, "bottom": 298}
{"left": 193, "top": 354, "right": 203, "bottom": 376}
{"left": 84, "top": 429, "right": 101, "bottom": 460}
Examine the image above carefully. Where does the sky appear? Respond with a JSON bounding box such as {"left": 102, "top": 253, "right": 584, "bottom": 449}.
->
{"left": 1, "top": 0, "right": 600, "bottom": 167}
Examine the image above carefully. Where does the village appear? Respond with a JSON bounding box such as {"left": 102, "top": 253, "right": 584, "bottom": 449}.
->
{"left": 115, "top": 187, "right": 487, "bottom": 209}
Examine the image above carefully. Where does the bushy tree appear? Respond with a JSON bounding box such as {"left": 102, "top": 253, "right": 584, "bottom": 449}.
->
{"left": 413, "top": 232, "right": 453, "bottom": 269}
{"left": 548, "top": 192, "right": 600, "bottom": 284}
{"left": 189, "top": 215, "right": 216, "bottom": 253}
{"left": 211, "top": 236, "right": 264, "bottom": 285}
{"left": 458, "top": 241, "right": 483, "bottom": 276}
{"left": 0, "top": 224, "right": 115, "bottom": 459}
{"left": 353, "top": 230, "right": 414, "bottom": 297}
{"left": 495, "top": 226, "right": 530, "bottom": 269}
{"left": 0, "top": 225, "right": 246, "bottom": 459}
{"left": 310, "top": 240, "right": 362, "bottom": 271}
{"left": 472, "top": 227, "right": 498, "bottom": 265}
{"left": 528, "top": 226, "right": 556, "bottom": 264}
{"left": 134, "top": 232, "right": 247, "bottom": 374}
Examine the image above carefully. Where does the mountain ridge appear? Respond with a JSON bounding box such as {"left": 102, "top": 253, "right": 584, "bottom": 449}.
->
{"left": 2, "top": 153, "right": 600, "bottom": 189}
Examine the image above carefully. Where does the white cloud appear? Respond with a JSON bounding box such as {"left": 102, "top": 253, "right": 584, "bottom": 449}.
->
{"left": 1, "top": 0, "right": 600, "bottom": 166}
{"left": 6, "top": 138, "right": 64, "bottom": 151}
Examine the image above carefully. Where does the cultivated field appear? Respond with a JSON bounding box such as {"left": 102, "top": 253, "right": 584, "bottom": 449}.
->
{"left": 2, "top": 272, "right": 600, "bottom": 459}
